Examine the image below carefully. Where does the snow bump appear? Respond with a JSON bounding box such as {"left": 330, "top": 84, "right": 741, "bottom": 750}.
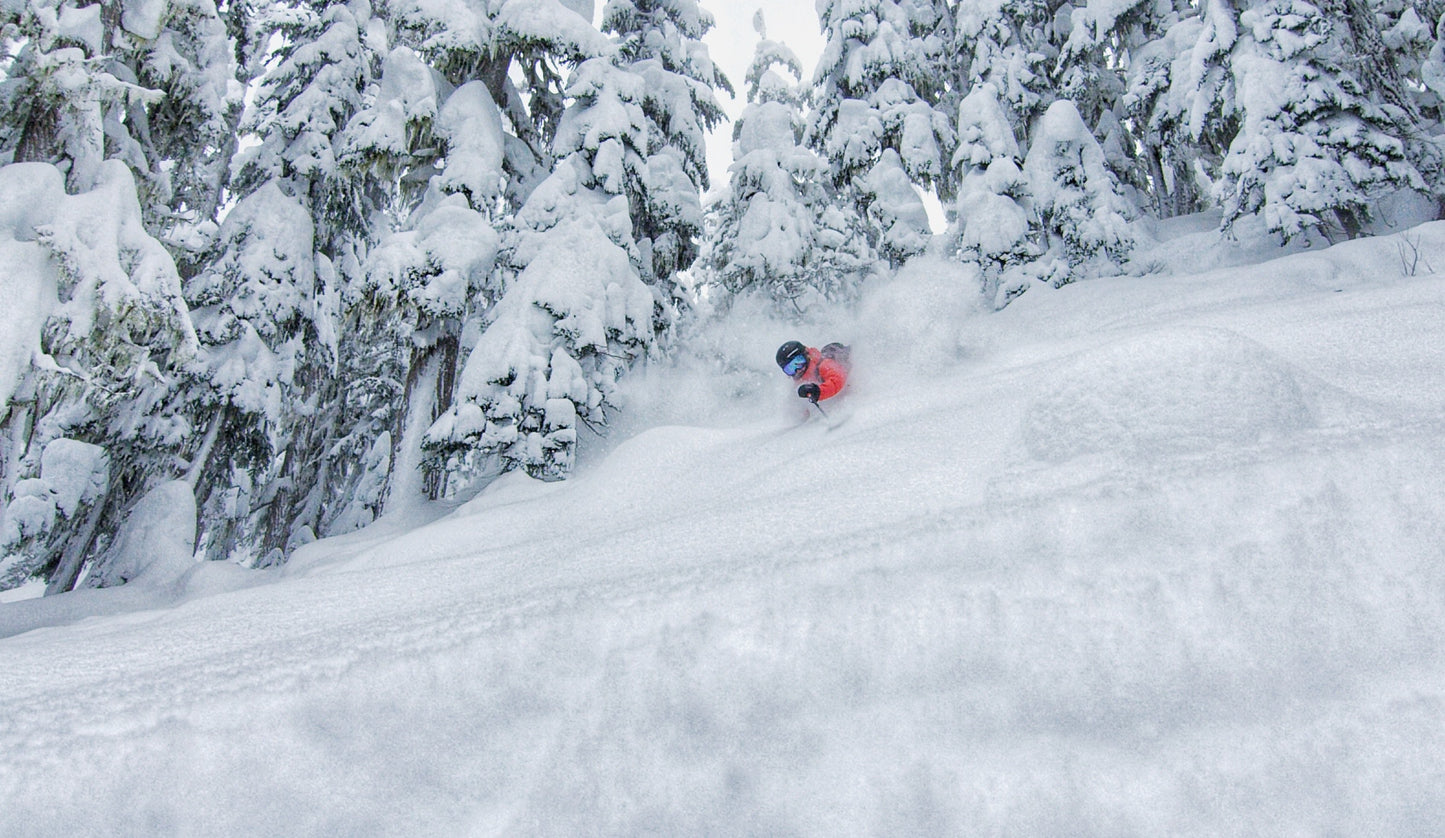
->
{"left": 1023, "top": 327, "right": 1315, "bottom": 463}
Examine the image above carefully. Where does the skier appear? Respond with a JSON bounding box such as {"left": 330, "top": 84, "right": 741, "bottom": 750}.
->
{"left": 775, "top": 340, "right": 850, "bottom": 404}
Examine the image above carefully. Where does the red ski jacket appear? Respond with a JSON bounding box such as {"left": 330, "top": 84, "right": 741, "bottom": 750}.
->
{"left": 793, "top": 347, "right": 848, "bottom": 401}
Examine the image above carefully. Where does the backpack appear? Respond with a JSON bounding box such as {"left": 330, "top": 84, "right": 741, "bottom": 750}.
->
{"left": 820, "top": 342, "right": 851, "bottom": 370}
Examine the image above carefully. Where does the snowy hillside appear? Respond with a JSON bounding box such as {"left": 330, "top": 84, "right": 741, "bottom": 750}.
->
{"left": 3, "top": 223, "right": 1445, "bottom": 835}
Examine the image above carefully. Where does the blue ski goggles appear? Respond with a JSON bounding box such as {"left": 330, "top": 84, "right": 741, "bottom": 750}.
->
{"left": 782, "top": 355, "right": 807, "bottom": 376}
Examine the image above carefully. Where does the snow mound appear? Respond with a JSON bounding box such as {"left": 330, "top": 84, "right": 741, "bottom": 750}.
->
{"left": 1023, "top": 327, "right": 1314, "bottom": 462}
{"left": 88, "top": 481, "right": 198, "bottom": 588}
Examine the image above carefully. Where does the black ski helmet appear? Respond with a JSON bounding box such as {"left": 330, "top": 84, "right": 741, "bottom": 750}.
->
{"left": 776, "top": 340, "right": 806, "bottom": 371}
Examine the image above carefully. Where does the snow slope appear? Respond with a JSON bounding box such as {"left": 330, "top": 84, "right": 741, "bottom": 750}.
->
{"left": 3, "top": 224, "right": 1445, "bottom": 836}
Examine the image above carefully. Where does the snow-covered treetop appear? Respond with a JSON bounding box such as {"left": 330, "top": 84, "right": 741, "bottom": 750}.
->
{"left": 553, "top": 57, "right": 649, "bottom": 196}
{"left": 744, "top": 33, "right": 807, "bottom": 108}
{"left": 395, "top": 0, "right": 612, "bottom": 66}
{"left": 953, "top": 82, "right": 1020, "bottom": 172}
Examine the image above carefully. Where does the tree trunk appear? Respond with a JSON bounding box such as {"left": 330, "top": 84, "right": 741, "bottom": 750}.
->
{"left": 14, "top": 105, "right": 59, "bottom": 166}
{"left": 1336, "top": 206, "right": 1364, "bottom": 240}
{"left": 389, "top": 331, "right": 460, "bottom": 508}
{"left": 1340, "top": 0, "right": 1418, "bottom": 120}
{"left": 44, "top": 488, "right": 109, "bottom": 595}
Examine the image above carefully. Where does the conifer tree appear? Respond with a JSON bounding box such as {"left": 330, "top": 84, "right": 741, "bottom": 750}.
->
{"left": 602, "top": 0, "right": 733, "bottom": 298}
{"left": 809, "top": 0, "right": 956, "bottom": 267}
{"left": 201, "top": 0, "right": 614, "bottom": 553}
{"left": 705, "top": 14, "right": 874, "bottom": 309}
{"left": 953, "top": 83, "right": 1039, "bottom": 305}
{"left": 1122, "top": 2, "right": 1238, "bottom": 218}
{"left": 1217, "top": 0, "right": 1426, "bottom": 240}
{"left": 950, "top": 0, "right": 1057, "bottom": 145}
{"left": 1055, "top": 0, "right": 1176, "bottom": 205}
{"left": 0, "top": 0, "right": 241, "bottom": 589}
{"left": 0, "top": 162, "right": 198, "bottom": 592}
{"left": 375, "top": 0, "right": 615, "bottom": 497}
{"left": 427, "top": 57, "right": 657, "bottom": 482}
{"left": 186, "top": 0, "right": 388, "bottom": 564}
{"left": 0, "top": 0, "right": 241, "bottom": 223}
{"left": 1023, "top": 100, "right": 1135, "bottom": 276}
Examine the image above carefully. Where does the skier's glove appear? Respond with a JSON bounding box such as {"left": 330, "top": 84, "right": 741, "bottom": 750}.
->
{"left": 797, "top": 383, "right": 821, "bottom": 403}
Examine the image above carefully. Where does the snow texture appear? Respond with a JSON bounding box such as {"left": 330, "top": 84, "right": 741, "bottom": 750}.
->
{"left": 0, "top": 160, "right": 195, "bottom": 414}
{"left": 435, "top": 82, "right": 506, "bottom": 203}
{"left": 121, "top": 0, "right": 169, "bottom": 40}
{"left": 85, "top": 480, "right": 197, "bottom": 588}
{"left": 0, "top": 172, "right": 60, "bottom": 413}
{"left": 4, "top": 220, "right": 1445, "bottom": 835}
{"left": 1, "top": 438, "right": 106, "bottom": 550}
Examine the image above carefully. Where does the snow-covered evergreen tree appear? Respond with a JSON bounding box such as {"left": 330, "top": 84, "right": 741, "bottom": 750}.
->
{"left": 426, "top": 57, "right": 656, "bottom": 483}
{"left": 182, "top": 182, "right": 321, "bottom": 564}
{"left": 360, "top": 147, "right": 502, "bottom": 504}
{"left": 185, "top": 0, "right": 388, "bottom": 565}
{"left": 197, "top": 0, "right": 609, "bottom": 554}
{"left": 0, "top": 0, "right": 240, "bottom": 222}
{"left": 1390, "top": 0, "right": 1445, "bottom": 198}
{"left": 371, "top": 0, "right": 616, "bottom": 500}
{"left": 230, "top": 0, "right": 381, "bottom": 250}
{"left": 1054, "top": 0, "right": 1176, "bottom": 207}
{"left": 0, "top": 0, "right": 147, "bottom": 189}
{"left": 953, "top": 83, "right": 1039, "bottom": 305}
{"left": 1023, "top": 99, "right": 1135, "bottom": 279}
{"left": 1218, "top": 0, "right": 1426, "bottom": 240}
{"left": 860, "top": 148, "right": 935, "bottom": 265}
{"left": 0, "top": 162, "right": 197, "bottom": 592}
{"left": 119, "top": 0, "right": 241, "bottom": 223}
{"left": 1403, "top": 0, "right": 1445, "bottom": 121}
{"left": 704, "top": 15, "right": 873, "bottom": 309}
{"left": 950, "top": 0, "right": 1057, "bottom": 145}
{"left": 0, "top": 0, "right": 256, "bottom": 585}
{"left": 417, "top": 2, "right": 727, "bottom": 485}
{"left": 1121, "top": 0, "right": 1238, "bottom": 218}
{"left": 809, "top": 0, "right": 956, "bottom": 266}
{"left": 338, "top": 44, "right": 468, "bottom": 507}
{"left": 602, "top": 0, "right": 732, "bottom": 298}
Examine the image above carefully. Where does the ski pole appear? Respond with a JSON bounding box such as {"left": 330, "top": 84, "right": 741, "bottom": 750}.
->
{"left": 810, "top": 399, "right": 828, "bottom": 419}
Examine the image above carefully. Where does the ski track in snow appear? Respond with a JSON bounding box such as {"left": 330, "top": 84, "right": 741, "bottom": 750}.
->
{"left": 3, "top": 225, "right": 1445, "bottom": 835}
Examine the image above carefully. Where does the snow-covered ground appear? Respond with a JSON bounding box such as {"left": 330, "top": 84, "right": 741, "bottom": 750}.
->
{"left": 3, "top": 221, "right": 1445, "bottom": 836}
